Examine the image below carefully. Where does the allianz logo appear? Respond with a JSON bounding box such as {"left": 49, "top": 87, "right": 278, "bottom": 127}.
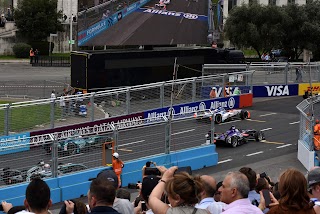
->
{"left": 210, "top": 97, "right": 235, "bottom": 109}
{"left": 265, "top": 85, "right": 289, "bottom": 96}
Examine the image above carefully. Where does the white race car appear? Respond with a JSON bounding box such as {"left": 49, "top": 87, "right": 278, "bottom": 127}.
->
{"left": 193, "top": 107, "right": 250, "bottom": 124}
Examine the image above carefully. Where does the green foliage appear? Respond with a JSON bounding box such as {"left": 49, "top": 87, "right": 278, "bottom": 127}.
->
{"left": 224, "top": 3, "right": 320, "bottom": 59}
{"left": 12, "top": 43, "right": 31, "bottom": 58}
{"left": 28, "top": 41, "right": 51, "bottom": 55}
{"left": 14, "top": 0, "right": 63, "bottom": 42}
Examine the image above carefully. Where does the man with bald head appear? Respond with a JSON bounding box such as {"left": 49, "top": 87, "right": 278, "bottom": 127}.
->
{"left": 219, "top": 171, "right": 263, "bottom": 213}
{"left": 195, "top": 175, "right": 226, "bottom": 213}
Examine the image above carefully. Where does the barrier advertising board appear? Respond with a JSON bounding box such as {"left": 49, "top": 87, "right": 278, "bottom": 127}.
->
{"left": 299, "top": 83, "right": 320, "bottom": 96}
{"left": 0, "top": 132, "right": 30, "bottom": 155}
{"left": 253, "top": 84, "right": 299, "bottom": 97}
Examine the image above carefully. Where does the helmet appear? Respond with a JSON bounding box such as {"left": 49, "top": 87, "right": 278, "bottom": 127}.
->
{"left": 316, "top": 119, "right": 320, "bottom": 124}
{"left": 231, "top": 125, "right": 236, "bottom": 130}
{"left": 113, "top": 152, "right": 119, "bottom": 158}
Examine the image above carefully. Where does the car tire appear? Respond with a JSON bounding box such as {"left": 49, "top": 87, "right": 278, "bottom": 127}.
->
{"left": 215, "top": 114, "right": 222, "bottom": 124}
{"left": 227, "top": 136, "right": 238, "bottom": 147}
{"left": 240, "top": 110, "right": 249, "bottom": 120}
{"left": 254, "top": 131, "right": 264, "bottom": 142}
{"left": 67, "top": 143, "right": 78, "bottom": 155}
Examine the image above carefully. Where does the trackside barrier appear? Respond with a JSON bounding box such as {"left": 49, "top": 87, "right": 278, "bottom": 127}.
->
{"left": 0, "top": 144, "right": 217, "bottom": 204}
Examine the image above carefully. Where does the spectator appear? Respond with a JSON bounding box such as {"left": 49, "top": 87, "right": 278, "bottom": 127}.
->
{"left": 59, "top": 199, "right": 88, "bottom": 214}
{"left": 35, "top": 49, "right": 40, "bottom": 64}
{"left": 149, "top": 166, "right": 208, "bottom": 214}
{"left": 296, "top": 65, "right": 303, "bottom": 83}
{"left": 233, "top": 87, "right": 241, "bottom": 95}
{"left": 97, "top": 169, "right": 134, "bottom": 214}
{"left": 261, "top": 53, "right": 266, "bottom": 61}
{"left": 261, "top": 168, "right": 315, "bottom": 213}
{"left": 86, "top": 177, "right": 120, "bottom": 214}
{"left": 116, "top": 188, "right": 131, "bottom": 201}
{"left": 29, "top": 48, "right": 35, "bottom": 64}
{"left": 112, "top": 152, "right": 124, "bottom": 188}
{"left": 0, "top": 14, "right": 6, "bottom": 27}
{"left": 196, "top": 175, "right": 226, "bottom": 214}
{"left": 59, "top": 93, "right": 66, "bottom": 120}
{"left": 211, "top": 41, "right": 217, "bottom": 48}
{"left": 218, "top": 171, "right": 263, "bottom": 213}
{"left": 239, "top": 167, "right": 260, "bottom": 206}
{"left": 1, "top": 178, "right": 52, "bottom": 214}
{"left": 265, "top": 53, "right": 270, "bottom": 62}
{"left": 214, "top": 181, "right": 222, "bottom": 202}
{"left": 307, "top": 167, "right": 320, "bottom": 214}
{"left": 210, "top": 87, "right": 216, "bottom": 99}
{"left": 255, "top": 178, "right": 269, "bottom": 194}
{"left": 134, "top": 175, "right": 160, "bottom": 214}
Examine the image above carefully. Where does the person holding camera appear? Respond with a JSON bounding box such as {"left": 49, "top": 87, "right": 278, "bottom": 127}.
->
{"left": 239, "top": 167, "right": 260, "bottom": 207}
{"left": 148, "top": 166, "right": 208, "bottom": 214}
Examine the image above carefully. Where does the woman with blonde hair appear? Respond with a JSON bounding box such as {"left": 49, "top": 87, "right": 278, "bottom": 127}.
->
{"left": 261, "top": 168, "right": 315, "bottom": 214}
{"left": 149, "top": 166, "right": 208, "bottom": 214}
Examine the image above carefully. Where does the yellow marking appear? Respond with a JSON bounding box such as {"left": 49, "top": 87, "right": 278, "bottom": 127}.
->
{"left": 118, "top": 148, "right": 133, "bottom": 152}
{"left": 260, "top": 140, "right": 284, "bottom": 145}
{"left": 247, "top": 119, "right": 266, "bottom": 122}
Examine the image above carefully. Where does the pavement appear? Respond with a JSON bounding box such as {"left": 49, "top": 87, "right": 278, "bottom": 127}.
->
{"left": 0, "top": 59, "right": 29, "bottom": 63}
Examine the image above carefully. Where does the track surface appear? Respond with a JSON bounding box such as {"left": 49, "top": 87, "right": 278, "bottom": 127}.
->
{"left": 0, "top": 96, "right": 302, "bottom": 186}
{"left": 83, "top": 0, "right": 208, "bottom": 46}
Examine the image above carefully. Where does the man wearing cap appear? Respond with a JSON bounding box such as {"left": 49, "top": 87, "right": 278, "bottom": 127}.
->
{"left": 210, "top": 87, "right": 217, "bottom": 99}
{"left": 112, "top": 152, "right": 124, "bottom": 188}
{"left": 307, "top": 167, "right": 320, "bottom": 213}
{"left": 97, "top": 169, "right": 134, "bottom": 214}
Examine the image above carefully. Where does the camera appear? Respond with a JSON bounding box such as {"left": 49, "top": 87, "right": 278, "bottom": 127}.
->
{"left": 174, "top": 166, "right": 192, "bottom": 175}
{"left": 0, "top": 204, "right": 3, "bottom": 211}
{"left": 144, "top": 167, "right": 161, "bottom": 176}
{"left": 260, "top": 172, "right": 267, "bottom": 178}
{"left": 141, "top": 201, "right": 147, "bottom": 211}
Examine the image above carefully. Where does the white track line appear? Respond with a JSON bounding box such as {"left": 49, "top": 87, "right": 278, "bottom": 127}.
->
{"left": 172, "top": 129, "right": 195, "bottom": 136}
{"left": 218, "top": 159, "right": 233, "bottom": 164}
{"left": 276, "top": 144, "right": 292, "bottom": 149}
{"left": 260, "top": 113, "right": 277, "bottom": 117}
{"left": 260, "top": 128, "right": 272, "bottom": 132}
{"left": 119, "top": 140, "right": 145, "bottom": 147}
{"left": 289, "top": 121, "right": 300, "bottom": 125}
{"left": 218, "top": 120, "right": 241, "bottom": 125}
{"left": 246, "top": 151, "right": 263, "bottom": 156}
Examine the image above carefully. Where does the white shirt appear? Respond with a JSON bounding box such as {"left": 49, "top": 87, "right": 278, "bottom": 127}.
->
{"left": 195, "top": 197, "right": 214, "bottom": 209}
{"left": 51, "top": 92, "right": 56, "bottom": 100}
{"left": 206, "top": 201, "right": 227, "bottom": 214}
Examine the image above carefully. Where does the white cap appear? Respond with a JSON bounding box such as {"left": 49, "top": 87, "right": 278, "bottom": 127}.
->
{"left": 113, "top": 152, "right": 119, "bottom": 158}
{"left": 212, "top": 87, "right": 216, "bottom": 90}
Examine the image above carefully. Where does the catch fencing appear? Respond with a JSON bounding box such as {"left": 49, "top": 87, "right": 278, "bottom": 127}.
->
{"left": 0, "top": 71, "right": 254, "bottom": 136}
{"left": 0, "top": 113, "right": 215, "bottom": 187}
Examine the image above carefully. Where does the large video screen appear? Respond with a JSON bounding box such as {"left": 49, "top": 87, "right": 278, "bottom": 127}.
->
{"left": 77, "top": 0, "right": 209, "bottom": 46}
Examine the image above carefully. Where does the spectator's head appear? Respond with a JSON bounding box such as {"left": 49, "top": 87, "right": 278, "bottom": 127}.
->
{"left": 59, "top": 200, "right": 88, "bottom": 214}
{"left": 116, "top": 188, "right": 131, "bottom": 201}
{"left": 255, "top": 177, "right": 269, "bottom": 193}
{"left": 88, "top": 177, "right": 116, "bottom": 209}
{"left": 219, "top": 171, "right": 250, "bottom": 204}
{"left": 141, "top": 175, "right": 160, "bottom": 204}
{"left": 278, "top": 168, "right": 312, "bottom": 210}
{"left": 200, "top": 175, "right": 216, "bottom": 199}
{"left": 24, "top": 178, "right": 52, "bottom": 213}
{"left": 214, "top": 181, "right": 223, "bottom": 202}
{"left": 146, "top": 161, "right": 152, "bottom": 167}
{"left": 165, "top": 172, "right": 203, "bottom": 207}
{"left": 96, "top": 169, "right": 119, "bottom": 189}
{"left": 239, "top": 167, "right": 257, "bottom": 190}
{"left": 307, "top": 167, "right": 320, "bottom": 199}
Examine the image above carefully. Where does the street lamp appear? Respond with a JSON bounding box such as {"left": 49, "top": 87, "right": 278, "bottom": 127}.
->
{"left": 49, "top": 33, "right": 58, "bottom": 56}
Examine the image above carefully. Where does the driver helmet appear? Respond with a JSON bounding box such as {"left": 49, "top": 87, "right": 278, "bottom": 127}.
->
{"left": 231, "top": 125, "right": 236, "bottom": 130}
{"left": 316, "top": 119, "right": 320, "bottom": 124}
{"left": 44, "top": 164, "right": 51, "bottom": 172}
{"left": 113, "top": 152, "right": 119, "bottom": 159}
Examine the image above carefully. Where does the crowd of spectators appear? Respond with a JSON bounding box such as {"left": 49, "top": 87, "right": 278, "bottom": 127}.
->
{"left": 2, "top": 163, "right": 320, "bottom": 214}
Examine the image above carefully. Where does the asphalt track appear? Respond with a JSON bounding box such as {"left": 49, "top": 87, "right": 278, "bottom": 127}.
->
{"left": 0, "top": 96, "right": 303, "bottom": 187}
{"left": 83, "top": 0, "right": 208, "bottom": 46}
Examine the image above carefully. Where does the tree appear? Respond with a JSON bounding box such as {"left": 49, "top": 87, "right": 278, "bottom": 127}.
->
{"left": 14, "top": 0, "right": 63, "bottom": 42}
{"left": 224, "top": 4, "right": 284, "bottom": 58}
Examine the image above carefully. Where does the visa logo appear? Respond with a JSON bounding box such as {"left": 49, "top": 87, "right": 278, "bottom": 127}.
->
{"left": 265, "top": 85, "right": 289, "bottom": 96}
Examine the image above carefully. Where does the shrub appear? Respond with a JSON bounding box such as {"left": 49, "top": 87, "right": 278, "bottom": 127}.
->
{"left": 12, "top": 43, "right": 31, "bottom": 58}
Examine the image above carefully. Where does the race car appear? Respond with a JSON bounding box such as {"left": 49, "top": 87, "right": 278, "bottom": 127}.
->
{"left": 155, "top": 0, "right": 168, "bottom": 9}
{"left": 43, "top": 134, "right": 113, "bottom": 155}
{"left": 194, "top": 107, "right": 250, "bottom": 124}
{"left": 0, "top": 161, "right": 88, "bottom": 185}
{"left": 204, "top": 125, "right": 265, "bottom": 147}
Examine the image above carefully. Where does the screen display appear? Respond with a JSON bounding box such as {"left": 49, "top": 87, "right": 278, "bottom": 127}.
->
{"left": 77, "top": 0, "right": 209, "bottom": 46}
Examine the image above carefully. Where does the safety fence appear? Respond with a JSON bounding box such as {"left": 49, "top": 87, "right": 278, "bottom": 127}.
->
{"left": 0, "top": 71, "right": 254, "bottom": 136}
{"left": 297, "top": 95, "right": 320, "bottom": 170}
{"left": 0, "top": 113, "right": 216, "bottom": 188}
{"left": 31, "top": 56, "right": 70, "bottom": 67}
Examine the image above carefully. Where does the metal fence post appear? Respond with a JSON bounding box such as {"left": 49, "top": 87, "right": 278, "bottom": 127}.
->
{"left": 90, "top": 93, "right": 95, "bottom": 122}
{"left": 126, "top": 88, "right": 130, "bottom": 115}
{"left": 222, "top": 75, "right": 226, "bottom": 97}
{"left": 192, "top": 78, "right": 197, "bottom": 102}
{"left": 4, "top": 104, "right": 10, "bottom": 136}
{"left": 164, "top": 117, "right": 171, "bottom": 154}
{"left": 285, "top": 63, "right": 289, "bottom": 85}
{"left": 112, "top": 124, "right": 119, "bottom": 152}
{"left": 52, "top": 135, "right": 58, "bottom": 178}
{"left": 160, "top": 83, "right": 164, "bottom": 108}
{"left": 210, "top": 111, "right": 215, "bottom": 144}
{"left": 50, "top": 99, "right": 55, "bottom": 129}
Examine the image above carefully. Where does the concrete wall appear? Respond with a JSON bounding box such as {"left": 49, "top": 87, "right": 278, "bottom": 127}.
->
{"left": 0, "top": 36, "right": 14, "bottom": 55}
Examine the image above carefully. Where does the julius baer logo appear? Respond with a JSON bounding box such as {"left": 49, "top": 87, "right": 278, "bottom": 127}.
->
{"left": 146, "top": 97, "right": 236, "bottom": 122}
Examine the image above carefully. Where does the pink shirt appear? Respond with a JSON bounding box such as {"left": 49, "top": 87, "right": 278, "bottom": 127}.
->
{"left": 222, "top": 198, "right": 263, "bottom": 214}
